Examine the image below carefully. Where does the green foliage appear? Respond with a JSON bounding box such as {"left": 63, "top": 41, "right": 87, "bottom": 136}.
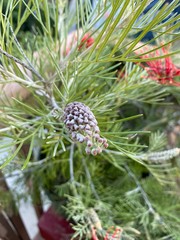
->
{"left": 0, "top": 0, "right": 180, "bottom": 239}
{"left": 148, "top": 132, "right": 167, "bottom": 152}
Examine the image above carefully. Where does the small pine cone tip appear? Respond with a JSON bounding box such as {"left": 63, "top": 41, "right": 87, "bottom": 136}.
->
{"left": 63, "top": 102, "right": 108, "bottom": 155}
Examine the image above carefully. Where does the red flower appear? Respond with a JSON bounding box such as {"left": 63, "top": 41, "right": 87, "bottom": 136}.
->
{"left": 63, "top": 32, "right": 94, "bottom": 55}
{"left": 78, "top": 33, "right": 94, "bottom": 50}
{"left": 91, "top": 226, "right": 122, "bottom": 240}
{"left": 138, "top": 46, "right": 180, "bottom": 86}
{"left": 104, "top": 226, "right": 122, "bottom": 240}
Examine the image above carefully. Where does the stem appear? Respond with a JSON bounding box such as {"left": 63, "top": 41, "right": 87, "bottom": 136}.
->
{"left": 124, "top": 164, "right": 157, "bottom": 215}
{"left": 0, "top": 47, "right": 44, "bottom": 82}
{"left": 0, "top": 47, "right": 61, "bottom": 110}
{"left": 81, "top": 158, "right": 100, "bottom": 200}
{"left": 69, "top": 143, "right": 75, "bottom": 182}
{"left": 8, "top": 21, "right": 41, "bottom": 79}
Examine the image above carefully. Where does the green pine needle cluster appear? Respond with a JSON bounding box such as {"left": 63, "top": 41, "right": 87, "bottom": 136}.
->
{"left": 0, "top": 0, "right": 180, "bottom": 239}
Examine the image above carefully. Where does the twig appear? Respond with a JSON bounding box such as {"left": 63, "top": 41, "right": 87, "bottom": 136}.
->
{"left": 105, "top": 149, "right": 131, "bottom": 156}
{"left": 8, "top": 21, "right": 42, "bottom": 80}
{"left": 29, "top": 147, "right": 70, "bottom": 166}
{"left": 0, "top": 18, "right": 61, "bottom": 110}
{"left": 125, "top": 187, "right": 140, "bottom": 196}
{"left": 0, "top": 47, "right": 61, "bottom": 110}
{"left": 124, "top": 164, "right": 158, "bottom": 217}
{"left": 69, "top": 143, "right": 75, "bottom": 182}
{"left": 81, "top": 158, "right": 100, "bottom": 200}
{"left": 0, "top": 66, "right": 42, "bottom": 88}
{"left": 0, "top": 146, "right": 72, "bottom": 182}
{"left": 124, "top": 165, "right": 166, "bottom": 226}
{"left": 0, "top": 151, "right": 72, "bottom": 183}
{"left": 0, "top": 47, "right": 44, "bottom": 82}
{"left": 3, "top": 15, "right": 46, "bottom": 83}
{"left": 49, "top": 95, "right": 61, "bottom": 109}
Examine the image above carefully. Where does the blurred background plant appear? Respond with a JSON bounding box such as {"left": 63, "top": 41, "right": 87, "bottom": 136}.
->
{"left": 0, "top": 0, "right": 180, "bottom": 239}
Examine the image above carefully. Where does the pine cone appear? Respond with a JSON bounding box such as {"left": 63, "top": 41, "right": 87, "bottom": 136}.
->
{"left": 63, "top": 102, "right": 108, "bottom": 155}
